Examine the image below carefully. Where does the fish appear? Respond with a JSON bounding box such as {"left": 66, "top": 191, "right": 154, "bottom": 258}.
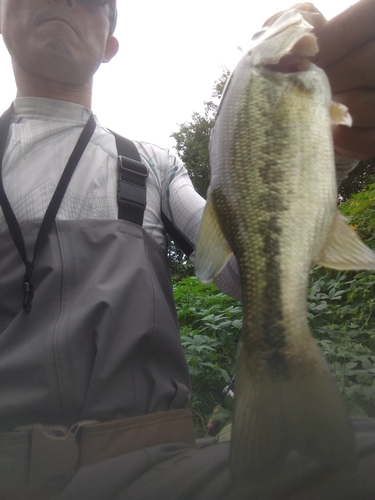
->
{"left": 194, "top": 2, "right": 375, "bottom": 488}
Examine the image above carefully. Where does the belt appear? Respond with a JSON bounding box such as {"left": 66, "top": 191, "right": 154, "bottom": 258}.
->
{"left": 0, "top": 408, "right": 195, "bottom": 500}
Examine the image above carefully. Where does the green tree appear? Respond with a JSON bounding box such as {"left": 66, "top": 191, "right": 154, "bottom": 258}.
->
{"left": 340, "top": 180, "right": 375, "bottom": 247}
{"left": 171, "top": 112, "right": 212, "bottom": 198}
{"left": 171, "top": 67, "right": 230, "bottom": 199}
{"left": 167, "top": 68, "right": 230, "bottom": 279}
{"left": 167, "top": 235, "right": 194, "bottom": 279}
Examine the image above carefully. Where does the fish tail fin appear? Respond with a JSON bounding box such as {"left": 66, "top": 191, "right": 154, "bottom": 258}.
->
{"left": 231, "top": 338, "right": 357, "bottom": 486}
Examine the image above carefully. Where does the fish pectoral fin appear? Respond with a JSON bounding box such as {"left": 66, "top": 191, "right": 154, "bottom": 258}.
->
{"left": 194, "top": 195, "right": 232, "bottom": 283}
{"left": 329, "top": 101, "right": 352, "bottom": 126}
{"left": 315, "top": 211, "right": 375, "bottom": 270}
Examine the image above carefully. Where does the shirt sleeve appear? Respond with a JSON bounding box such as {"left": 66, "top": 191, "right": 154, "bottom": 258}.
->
{"left": 158, "top": 146, "right": 242, "bottom": 301}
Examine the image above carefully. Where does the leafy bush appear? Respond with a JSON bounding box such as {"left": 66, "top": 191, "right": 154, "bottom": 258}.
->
{"left": 173, "top": 276, "right": 241, "bottom": 433}
{"left": 340, "top": 182, "right": 375, "bottom": 245}
{"left": 308, "top": 267, "right": 375, "bottom": 417}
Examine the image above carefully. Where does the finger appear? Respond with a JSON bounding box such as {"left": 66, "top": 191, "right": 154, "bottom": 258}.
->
{"left": 325, "top": 40, "right": 375, "bottom": 93}
{"left": 333, "top": 89, "right": 375, "bottom": 128}
{"left": 332, "top": 125, "right": 375, "bottom": 161}
{"left": 313, "top": 0, "right": 375, "bottom": 68}
{"left": 262, "top": 3, "right": 326, "bottom": 28}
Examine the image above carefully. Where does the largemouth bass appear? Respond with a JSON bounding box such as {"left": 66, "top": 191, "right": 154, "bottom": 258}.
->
{"left": 195, "top": 2, "right": 375, "bottom": 487}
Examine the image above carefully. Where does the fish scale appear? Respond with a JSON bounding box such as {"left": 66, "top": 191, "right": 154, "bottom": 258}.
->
{"left": 195, "top": 3, "right": 375, "bottom": 490}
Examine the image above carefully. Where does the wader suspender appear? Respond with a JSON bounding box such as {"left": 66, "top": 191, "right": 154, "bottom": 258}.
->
{"left": 0, "top": 106, "right": 96, "bottom": 313}
{"left": 112, "top": 132, "right": 149, "bottom": 226}
{"left": 111, "top": 132, "right": 195, "bottom": 257}
{"left": 0, "top": 110, "right": 194, "bottom": 312}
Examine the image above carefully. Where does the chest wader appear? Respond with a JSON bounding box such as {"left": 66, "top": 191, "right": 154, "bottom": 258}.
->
{"left": 0, "top": 109, "right": 195, "bottom": 499}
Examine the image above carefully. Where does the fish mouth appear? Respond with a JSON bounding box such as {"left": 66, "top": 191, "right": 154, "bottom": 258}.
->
{"left": 265, "top": 31, "right": 318, "bottom": 73}
{"left": 249, "top": 8, "right": 319, "bottom": 68}
{"left": 266, "top": 53, "right": 310, "bottom": 73}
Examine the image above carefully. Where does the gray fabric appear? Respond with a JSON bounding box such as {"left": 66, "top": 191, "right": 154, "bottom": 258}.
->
{"left": 0, "top": 219, "right": 191, "bottom": 430}
{"left": 55, "top": 417, "right": 375, "bottom": 500}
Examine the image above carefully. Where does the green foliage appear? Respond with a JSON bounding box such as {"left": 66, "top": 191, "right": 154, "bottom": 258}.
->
{"left": 167, "top": 236, "right": 194, "bottom": 280}
{"left": 173, "top": 276, "right": 241, "bottom": 434}
{"left": 308, "top": 267, "right": 375, "bottom": 417}
{"left": 171, "top": 112, "right": 212, "bottom": 198}
{"left": 308, "top": 181, "right": 375, "bottom": 418}
{"left": 339, "top": 181, "right": 375, "bottom": 247}
{"left": 338, "top": 159, "right": 375, "bottom": 202}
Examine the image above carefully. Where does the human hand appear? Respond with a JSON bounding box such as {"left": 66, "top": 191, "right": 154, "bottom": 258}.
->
{"left": 313, "top": 0, "right": 375, "bottom": 161}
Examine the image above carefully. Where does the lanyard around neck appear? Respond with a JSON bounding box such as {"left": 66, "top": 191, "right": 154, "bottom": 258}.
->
{"left": 0, "top": 105, "right": 97, "bottom": 312}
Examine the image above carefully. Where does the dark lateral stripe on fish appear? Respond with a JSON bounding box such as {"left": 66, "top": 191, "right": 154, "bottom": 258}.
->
{"left": 259, "top": 214, "right": 289, "bottom": 379}
{"left": 256, "top": 129, "right": 290, "bottom": 378}
{"left": 257, "top": 134, "right": 289, "bottom": 378}
{"left": 211, "top": 190, "right": 290, "bottom": 379}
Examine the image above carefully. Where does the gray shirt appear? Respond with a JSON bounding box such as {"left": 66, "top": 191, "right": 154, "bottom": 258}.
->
{"left": 1, "top": 97, "right": 242, "bottom": 299}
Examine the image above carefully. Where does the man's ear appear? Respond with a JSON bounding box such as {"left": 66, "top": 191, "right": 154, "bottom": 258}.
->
{"left": 102, "top": 35, "right": 119, "bottom": 63}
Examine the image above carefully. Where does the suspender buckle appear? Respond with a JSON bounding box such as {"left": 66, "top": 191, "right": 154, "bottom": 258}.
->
{"left": 117, "top": 155, "right": 148, "bottom": 225}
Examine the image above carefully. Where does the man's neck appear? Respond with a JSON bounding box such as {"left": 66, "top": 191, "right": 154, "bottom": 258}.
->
{"left": 13, "top": 62, "right": 93, "bottom": 109}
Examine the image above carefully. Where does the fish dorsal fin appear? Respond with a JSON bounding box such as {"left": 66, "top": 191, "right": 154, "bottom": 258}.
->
{"left": 194, "top": 194, "right": 232, "bottom": 283}
{"left": 315, "top": 211, "right": 375, "bottom": 270}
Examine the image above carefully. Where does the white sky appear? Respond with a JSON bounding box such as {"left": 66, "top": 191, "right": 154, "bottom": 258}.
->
{"left": 0, "top": 0, "right": 357, "bottom": 151}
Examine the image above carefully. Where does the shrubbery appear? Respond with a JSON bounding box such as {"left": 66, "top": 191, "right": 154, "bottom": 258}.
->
{"left": 173, "top": 277, "right": 241, "bottom": 433}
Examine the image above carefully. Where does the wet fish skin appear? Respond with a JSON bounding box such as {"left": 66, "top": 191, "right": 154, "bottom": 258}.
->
{"left": 195, "top": 5, "right": 375, "bottom": 487}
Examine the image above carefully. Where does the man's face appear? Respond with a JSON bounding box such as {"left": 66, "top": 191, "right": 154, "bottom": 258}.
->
{"left": 0, "top": 0, "right": 117, "bottom": 86}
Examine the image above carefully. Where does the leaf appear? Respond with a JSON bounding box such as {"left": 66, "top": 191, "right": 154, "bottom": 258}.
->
{"left": 209, "top": 406, "right": 232, "bottom": 423}
{"left": 219, "top": 368, "right": 231, "bottom": 382}
{"left": 361, "top": 357, "right": 373, "bottom": 370}
{"left": 232, "top": 319, "right": 243, "bottom": 329}
{"left": 344, "top": 362, "right": 358, "bottom": 371}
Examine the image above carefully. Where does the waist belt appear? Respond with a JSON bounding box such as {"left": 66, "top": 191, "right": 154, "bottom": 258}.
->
{"left": 0, "top": 408, "right": 195, "bottom": 500}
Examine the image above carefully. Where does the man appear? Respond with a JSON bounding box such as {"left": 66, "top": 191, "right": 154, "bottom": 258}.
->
{"left": 0, "top": 1, "right": 374, "bottom": 499}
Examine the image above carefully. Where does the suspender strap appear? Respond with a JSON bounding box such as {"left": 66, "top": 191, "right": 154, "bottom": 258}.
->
{"left": 0, "top": 106, "right": 97, "bottom": 312}
{"left": 111, "top": 132, "right": 148, "bottom": 226}
{"left": 111, "top": 132, "right": 194, "bottom": 257}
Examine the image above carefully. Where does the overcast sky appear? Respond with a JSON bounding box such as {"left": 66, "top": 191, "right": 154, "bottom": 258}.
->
{"left": 0, "top": 0, "right": 356, "bottom": 150}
